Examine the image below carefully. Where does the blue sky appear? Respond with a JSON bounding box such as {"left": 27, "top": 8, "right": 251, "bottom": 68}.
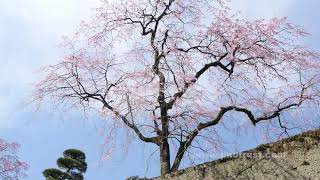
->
{"left": 0, "top": 0, "right": 320, "bottom": 179}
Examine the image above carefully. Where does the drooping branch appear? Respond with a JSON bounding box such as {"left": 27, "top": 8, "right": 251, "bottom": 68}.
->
{"left": 167, "top": 52, "right": 230, "bottom": 110}
{"left": 171, "top": 99, "right": 303, "bottom": 171}
{"left": 80, "top": 89, "right": 161, "bottom": 144}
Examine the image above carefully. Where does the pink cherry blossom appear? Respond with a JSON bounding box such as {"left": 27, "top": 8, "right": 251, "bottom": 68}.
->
{"left": 0, "top": 139, "right": 28, "bottom": 179}
{"left": 30, "top": 0, "right": 320, "bottom": 175}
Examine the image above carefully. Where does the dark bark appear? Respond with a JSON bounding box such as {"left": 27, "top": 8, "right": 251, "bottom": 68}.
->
{"left": 160, "top": 138, "right": 171, "bottom": 175}
{"left": 159, "top": 101, "right": 171, "bottom": 175}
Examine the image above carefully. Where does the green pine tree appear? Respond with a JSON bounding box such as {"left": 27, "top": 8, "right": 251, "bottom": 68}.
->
{"left": 43, "top": 149, "right": 87, "bottom": 180}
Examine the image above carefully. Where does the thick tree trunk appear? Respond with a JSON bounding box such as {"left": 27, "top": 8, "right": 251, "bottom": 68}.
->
{"left": 160, "top": 139, "right": 171, "bottom": 176}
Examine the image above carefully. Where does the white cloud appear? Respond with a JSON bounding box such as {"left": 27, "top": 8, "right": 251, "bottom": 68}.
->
{"left": 229, "top": 0, "right": 293, "bottom": 19}
{"left": 0, "top": 0, "right": 103, "bottom": 80}
{"left": 1, "top": 0, "right": 100, "bottom": 36}
{"left": 0, "top": 0, "right": 101, "bottom": 127}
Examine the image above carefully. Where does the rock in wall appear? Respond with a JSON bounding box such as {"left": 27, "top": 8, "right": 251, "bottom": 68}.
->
{"left": 150, "top": 129, "right": 320, "bottom": 180}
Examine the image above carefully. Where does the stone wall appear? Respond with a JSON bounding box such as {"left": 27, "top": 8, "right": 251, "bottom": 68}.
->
{"left": 128, "top": 129, "right": 320, "bottom": 180}
{"left": 156, "top": 129, "right": 320, "bottom": 180}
